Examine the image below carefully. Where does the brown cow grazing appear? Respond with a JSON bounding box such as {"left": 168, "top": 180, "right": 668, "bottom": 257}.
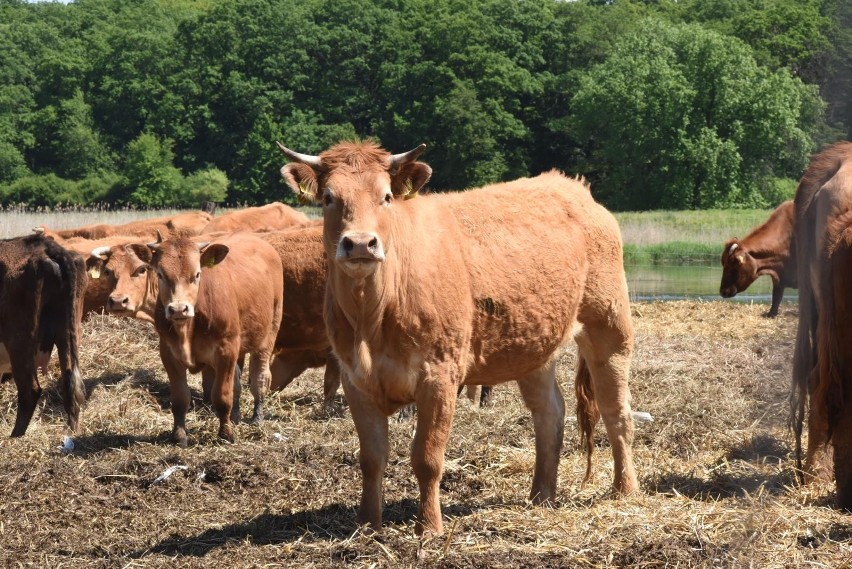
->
{"left": 35, "top": 210, "right": 212, "bottom": 241}
{"left": 0, "top": 234, "right": 87, "bottom": 436}
{"left": 136, "top": 234, "right": 283, "bottom": 444}
{"left": 201, "top": 202, "right": 309, "bottom": 234}
{"left": 792, "top": 141, "right": 852, "bottom": 494}
{"left": 279, "top": 140, "right": 639, "bottom": 536}
{"left": 720, "top": 200, "right": 796, "bottom": 317}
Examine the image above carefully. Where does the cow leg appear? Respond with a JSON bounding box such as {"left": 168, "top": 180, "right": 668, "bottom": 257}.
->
{"left": 517, "top": 361, "right": 565, "bottom": 504}
{"left": 833, "top": 397, "right": 852, "bottom": 510}
{"left": 804, "top": 368, "right": 834, "bottom": 483}
{"left": 766, "top": 282, "right": 784, "bottom": 318}
{"left": 248, "top": 350, "right": 272, "bottom": 424}
{"left": 411, "top": 373, "right": 458, "bottom": 537}
{"left": 268, "top": 355, "right": 309, "bottom": 393}
{"left": 480, "top": 385, "right": 494, "bottom": 407}
{"left": 341, "top": 371, "right": 389, "bottom": 533}
{"left": 576, "top": 321, "right": 639, "bottom": 495}
{"left": 160, "top": 346, "right": 191, "bottom": 447}
{"left": 201, "top": 366, "right": 214, "bottom": 405}
{"left": 9, "top": 355, "right": 41, "bottom": 437}
{"left": 231, "top": 361, "right": 242, "bottom": 425}
{"left": 322, "top": 356, "right": 342, "bottom": 408}
{"left": 212, "top": 352, "right": 238, "bottom": 442}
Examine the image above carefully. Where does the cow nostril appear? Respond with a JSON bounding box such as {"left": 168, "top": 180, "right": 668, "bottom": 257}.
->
{"left": 341, "top": 237, "right": 354, "bottom": 252}
{"left": 368, "top": 237, "right": 378, "bottom": 249}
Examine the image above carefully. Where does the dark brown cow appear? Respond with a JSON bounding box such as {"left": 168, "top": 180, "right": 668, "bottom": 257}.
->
{"left": 720, "top": 200, "right": 796, "bottom": 317}
{"left": 791, "top": 141, "right": 852, "bottom": 499}
{"left": 136, "top": 234, "right": 283, "bottom": 444}
{"left": 36, "top": 210, "right": 212, "bottom": 241}
{"left": 279, "top": 141, "right": 638, "bottom": 536}
{"left": 0, "top": 234, "right": 87, "bottom": 436}
{"left": 200, "top": 202, "right": 309, "bottom": 234}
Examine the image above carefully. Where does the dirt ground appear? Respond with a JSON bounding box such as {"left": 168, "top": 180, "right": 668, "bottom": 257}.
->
{"left": 1, "top": 301, "right": 850, "bottom": 568}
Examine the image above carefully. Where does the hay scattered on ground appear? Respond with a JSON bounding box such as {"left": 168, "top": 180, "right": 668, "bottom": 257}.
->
{"left": 0, "top": 301, "right": 850, "bottom": 568}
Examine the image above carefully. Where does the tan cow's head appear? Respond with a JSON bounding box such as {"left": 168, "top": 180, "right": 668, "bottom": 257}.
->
{"left": 134, "top": 237, "right": 229, "bottom": 321}
{"left": 277, "top": 140, "right": 431, "bottom": 279}
{"left": 719, "top": 239, "right": 758, "bottom": 297}
{"left": 91, "top": 244, "right": 153, "bottom": 316}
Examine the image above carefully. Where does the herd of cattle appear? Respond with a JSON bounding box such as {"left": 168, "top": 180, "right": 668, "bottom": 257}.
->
{"left": 1, "top": 140, "right": 851, "bottom": 536}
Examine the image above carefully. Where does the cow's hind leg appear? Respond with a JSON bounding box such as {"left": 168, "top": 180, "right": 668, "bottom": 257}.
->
{"left": 342, "top": 371, "right": 389, "bottom": 533}
{"left": 517, "top": 361, "right": 565, "bottom": 504}
{"left": 412, "top": 371, "right": 458, "bottom": 537}
{"left": 804, "top": 366, "right": 833, "bottom": 483}
{"left": 248, "top": 350, "right": 272, "bottom": 424}
{"left": 575, "top": 318, "right": 639, "bottom": 495}
{"left": 10, "top": 356, "right": 41, "bottom": 437}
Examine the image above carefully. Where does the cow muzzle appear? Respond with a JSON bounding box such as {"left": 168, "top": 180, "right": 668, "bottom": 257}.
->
{"left": 166, "top": 302, "right": 195, "bottom": 320}
{"left": 720, "top": 285, "right": 737, "bottom": 298}
{"left": 337, "top": 232, "right": 385, "bottom": 264}
{"left": 107, "top": 294, "right": 132, "bottom": 312}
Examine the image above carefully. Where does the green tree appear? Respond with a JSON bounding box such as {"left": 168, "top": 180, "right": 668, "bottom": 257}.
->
{"left": 123, "top": 133, "right": 184, "bottom": 207}
{"left": 572, "top": 18, "right": 821, "bottom": 210}
{"left": 179, "top": 167, "right": 229, "bottom": 206}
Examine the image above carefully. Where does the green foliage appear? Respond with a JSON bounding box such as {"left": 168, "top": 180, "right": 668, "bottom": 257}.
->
{"left": 572, "top": 18, "right": 821, "bottom": 210}
{"left": 0, "top": 0, "right": 842, "bottom": 208}
{"left": 179, "top": 167, "right": 229, "bottom": 206}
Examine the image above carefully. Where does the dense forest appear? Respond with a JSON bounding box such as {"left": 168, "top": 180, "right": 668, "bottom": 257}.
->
{"left": 0, "top": 0, "right": 849, "bottom": 210}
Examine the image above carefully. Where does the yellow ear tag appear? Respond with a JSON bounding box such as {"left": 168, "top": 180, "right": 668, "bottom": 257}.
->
{"left": 404, "top": 191, "right": 418, "bottom": 200}
{"left": 203, "top": 256, "right": 217, "bottom": 269}
{"left": 89, "top": 266, "right": 100, "bottom": 279}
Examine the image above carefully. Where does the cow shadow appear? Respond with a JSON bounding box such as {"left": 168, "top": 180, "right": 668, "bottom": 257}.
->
{"left": 648, "top": 435, "right": 797, "bottom": 500}
{"left": 59, "top": 431, "right": 169, "bottom": 458}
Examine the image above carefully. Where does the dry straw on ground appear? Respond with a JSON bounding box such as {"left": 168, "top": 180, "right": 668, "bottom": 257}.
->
{"left": 1, "top": 301, "right": 850, "bottom": 568}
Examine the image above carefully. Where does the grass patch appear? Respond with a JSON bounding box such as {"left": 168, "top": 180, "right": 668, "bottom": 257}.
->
{"left": 615, "top": 208, "right": 776, "bottom": 247}
{"left": 624, "top": 241, "right": 721, "bottom": 266}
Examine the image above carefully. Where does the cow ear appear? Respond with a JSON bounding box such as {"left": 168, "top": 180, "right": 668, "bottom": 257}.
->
{"left": 391, "top": 161, "right": 432, "bottom": 198}
{"left": 127, "top": 244, "right": 152, "bottom": 264}
{"left": 129, "top": 244, "right": 153, "bottom": 264}
{"left": 281, "top": 163, "right": 321, "bottom": 205}
{"left": 199, "top": 243, "right": 229, "bottom": 268}
{"left": 735, "top": 254, "right": 746, "bottom": 264}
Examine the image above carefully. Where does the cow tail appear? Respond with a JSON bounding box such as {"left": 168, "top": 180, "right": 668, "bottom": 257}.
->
{"left": 47, "top": 240, "right": 87, "bottom": 432}
{"left": 575, "top": 354, "right": 599, "bottom": 486}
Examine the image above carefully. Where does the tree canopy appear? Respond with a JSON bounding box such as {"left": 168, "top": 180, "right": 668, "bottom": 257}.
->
{"left": 0, "top": 0, "right": 846, "bottom": 210}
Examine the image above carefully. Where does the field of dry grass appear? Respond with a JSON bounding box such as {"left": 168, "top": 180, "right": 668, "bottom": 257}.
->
{"left": 1, "top": 301, "right": 850, "bottom": 568}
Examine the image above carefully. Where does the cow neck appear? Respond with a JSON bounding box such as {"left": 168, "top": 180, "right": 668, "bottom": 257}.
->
{"left": 171, "top": 318, "right": 196, "bottom": 369}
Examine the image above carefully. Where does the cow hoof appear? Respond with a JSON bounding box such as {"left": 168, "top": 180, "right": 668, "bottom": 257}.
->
{"left": 763, "top": 312, "right": 778, "bottom": 318}
{"left": 230, "top": 409, "right": 242, "bottom": 426}
{"left": 172, "top": 433, "right": 188, "bottom": 448}
{"left": 218, "top": 426, "right": 235, "bottom": 443}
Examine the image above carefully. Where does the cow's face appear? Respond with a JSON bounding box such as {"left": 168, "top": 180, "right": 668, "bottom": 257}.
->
{"left": 278, "top": 141, "right": 431, "bottom": 280}
{"left": 141, "top": 239, "right": 228, "bottom": 321}
{"left": 92, "top": 245, "right": 152, "bottom": 315}
{"left": 719, "top": 240, "right": 757, "bottom": 297}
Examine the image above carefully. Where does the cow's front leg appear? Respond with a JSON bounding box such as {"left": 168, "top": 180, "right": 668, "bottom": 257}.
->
{"left": 341, "top": 371, "right": 389, "bottom": 533}
{"left": 766, "top": 281, "right": 784, "bottom": 318}
{"left": 213, "top": 351, "right": 238, "bottom": 442}
{"left": 160, "top": 345, "right": 190, "bottom": 446}
{"left": 412, "top": 373, "right": 458, "bottom": 537}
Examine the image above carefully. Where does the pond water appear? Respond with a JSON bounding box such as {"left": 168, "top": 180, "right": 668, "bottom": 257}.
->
{"left": 625, "top": 264, "right": 797, "bottom": 305}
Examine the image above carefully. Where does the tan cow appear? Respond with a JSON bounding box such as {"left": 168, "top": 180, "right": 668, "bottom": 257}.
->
{"left": 200, "top": 202, "right": 309, "bottom": 234}
{"left": 791, "top": 141, "right": 852, "bottom": 492}
{"left": 136, "top": 234, "right": 283, "bottom": 444}
{"left": 720, "top": 200, "right": 796, "bottom": 317}
{"left": 96, "top": 224, "right": 341, "bottom": 406}
{"left": 279, "top": 140, "right": 638, "bottom": 536}
{"left": 36, "top": 210, "right": 212, "bottom": 240}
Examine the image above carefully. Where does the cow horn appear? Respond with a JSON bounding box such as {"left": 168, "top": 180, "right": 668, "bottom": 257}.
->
{"left": 389, "top": 144, "right": 427, "bottom": 169}
{"left": 90, "top": 246, "right": 111, "bottom": 261}
{"left": 32, "top": 226, "right": 45, "bottom": 234}
{"left": 275, "top": 142, "right": 324, "bottom": 169}
{"left": 728, "top": 242, "right": 739, "bottom": 254}
{"left": 147, "top": 230, "right": 164, "bottom": 250}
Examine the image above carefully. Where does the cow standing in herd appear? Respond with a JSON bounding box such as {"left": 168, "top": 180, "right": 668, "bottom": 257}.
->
{"left": 790, "top": 140, "right": 852, "bottom": 509}
{"left": 719, "top": 200, "right": 796, "bottom": 317}
{"left": 0, "top": 234, "right": 87, "bottom": 436}
{"left": 139, "top": 234, "right": 283, "bottom": 444}
{"left": 279, "top": 140, "right": 639, "bottom": 535}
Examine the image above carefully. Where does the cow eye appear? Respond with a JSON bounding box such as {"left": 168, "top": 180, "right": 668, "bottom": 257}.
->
{"left": 323, "top": 190, "right": 333, "bottom": 207}
{"left": 383, "top": 193, "right": 392, "bottom": 206}
{"left": 193, "top": 271, "right": 201, "bottom": 283}
{"left": 134, "top": 266, "right": 147, "bottom": 277}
